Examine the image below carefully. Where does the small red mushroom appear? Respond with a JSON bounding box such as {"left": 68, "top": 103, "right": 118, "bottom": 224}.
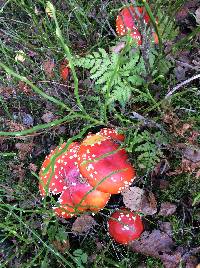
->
{"left": 116, "top": 6, "right": 158, "bottom": 45}
{"left": 108, "top": 208, "right": 144, "bottom": 244}
{"left": 39, "top": 142, "right": 110, "bottom": 218}
{"left": 77, "top": 134, "right": 136, "bottom": 194}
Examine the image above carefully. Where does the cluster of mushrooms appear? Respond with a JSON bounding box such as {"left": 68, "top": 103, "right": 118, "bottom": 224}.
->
{"left": 39, "top": 128, "right": 143, "bottom": 244}
{"left": 39, "top": 4, "right": 159, "bottom": 245}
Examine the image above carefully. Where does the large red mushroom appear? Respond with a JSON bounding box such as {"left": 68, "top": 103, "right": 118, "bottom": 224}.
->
{"left": 108, "top": 208, "right": 144, "bottom": 244}
{"left": 97, "top": 128, "right": 125, "bottom": 143}
{"left": 39, "top": 142, "right": 110, "bottom": 218}
{"left": 77, "top": 133, "right": 136, "bottom": 194}
{"left": 116, "top": 6, "right": 158, "bottom": 45}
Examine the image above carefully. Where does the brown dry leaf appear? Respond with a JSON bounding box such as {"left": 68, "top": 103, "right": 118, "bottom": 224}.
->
{"left": 43, "top": 59, "right": 55, "bottom": 78}
{"left": 0, "top": 87, "right": 13, "bottom": 99}
{"left": 163, "top": 112, "right": 192, "bottom": 137}
{"left": 183, "top": 146, "right": 200, "bottom": 163}
{"left": 185, "top": 256, "right": 199, "bottom": 268}
{"left": 182, "top": 158, "right": 200, "bottom": 174}
{"left": 176, "top": 123, "right": 193, "bottom": 137}
{"left": 15, "top": 142, "right": 34, "bottom": 160}
{"left": 140, "top": 192, "right": 157, "bottom": 216}
{"left": 18, "top": 81, "right": 33, "bottom": 96}
{"left": 29, "top": 163, "right": 38, "bottom": 173}
{"left": 122, "top": 187, "right": 157, "bottom": 215}
{"left": 159, "top": 179, "right": 170, "bottom": 190}
{"left": 130, "top": 229, "right": 199, "bottom": 268}
{"left": 188, "top": 131, "right": 200, "bottom": 145}
{"left": 122, "top": 187, "right": 145, "bottom": 211}
{"left": 158, "top": 202, "right": 177, "bottom": 216}
{"left": 72, "top": 215, "right": 96, "bottom": 234}
{"left": 5, "top": 120, "right": 25, "bottom": 132}
{"left": 130, "top": 230, "right": 174, "bottom": 258}
{"left": 9, "top": 163, "right": 25, "bottom": 183}
{"left": 161, "top": 251, "right": 182, "bottom": 268}
{"left": 175, "top": 7, "right": 189, "bottom": 21}
{"left": 41, "top": 111, "right": 57, "bottom": 123}
{"left": 52, "top": 240, "right": 70, "bottom": 253}
{"left": 159, "top": 222, "right": 173, "bottom": 237}
{"left": 195, "top": 7, "right": 200, "bottom": 24}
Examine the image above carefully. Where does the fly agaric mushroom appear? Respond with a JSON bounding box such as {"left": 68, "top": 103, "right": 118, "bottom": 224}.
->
{"left": 39, "top": 142, "right": 110, "bottom": 218}
{"left": 108, "top": 208, "right": 143, "bottom": 244}
{"left": 116, "top": 6, "right": 158, "bottom": 45}
{"left": 77, "top": 133, "right": 136, "bottom": 194}
{"left": 98, "top": 128, "right": 125, "bottom": 142}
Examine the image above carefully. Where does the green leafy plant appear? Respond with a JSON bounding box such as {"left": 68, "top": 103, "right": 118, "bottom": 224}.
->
{"left": 126, "top": 130, "right": 168, "bottom": 170}
{"left": 74, "top": 44, "right": 172, "bottom": 108}
{"left": 73, "top": 249, "right": 88, "bottom": 268}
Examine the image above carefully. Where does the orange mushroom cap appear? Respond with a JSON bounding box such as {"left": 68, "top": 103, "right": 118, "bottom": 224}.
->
{"left": 77, "top": 134, "right": 136, "bottom": 194}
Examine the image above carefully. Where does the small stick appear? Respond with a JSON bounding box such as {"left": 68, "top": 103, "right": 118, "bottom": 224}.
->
{"left": 165, "top": 73, "right": 200, "bottom": 99}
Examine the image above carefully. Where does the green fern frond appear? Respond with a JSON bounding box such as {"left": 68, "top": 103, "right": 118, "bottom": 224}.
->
{"left": 127, "top": 130, "right": 167, "bottom": 170}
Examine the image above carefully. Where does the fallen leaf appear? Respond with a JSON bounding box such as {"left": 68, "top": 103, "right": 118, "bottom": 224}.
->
{"left": 140, "top": 192, "right": 157, "bottom": 215}
{"left": 5, "top": 120, "right": 25, "bottom": 132}
{"left": 9, "top": 163, "right": 25, "bottom": 183}
{"left": 18, "top": 81, "right": 33, "bottom": 96}
{"left": 195, "top": 7, "right": 200, "bottom": 24}
{"left": 60, "top": 59, "right": 70, "bottom": 81}
{"left": 159, "top": 221, "right": 173, "bottom": 237}
{"left": 29, "top": 163, "right": 38, "bottom": 173}
{"left": 15, "top": 142, "right": 34, "bottom": 160}
{"left": 185, "top": 256, "right": 198, "bottom": 268}
{"left": 159, "top": 179, "right": 170, "bottom": 190}
{"left": 0, "top": 87, "right": 13, "bottom": 99}
{"left": 163, "top": 112, "right": 192, "bottom": 137}
{"left": 52, "top": 240, "right": 70, "bottom": 253}
{"left": 161, "top": 251, "right": 182, "bottom": 268}
{"left": 158, "top": 202, "right": 177, "bottom": 216}
{"left": 188, "top": 131, "right": 200, "bottom": 145}
{"left": 43, "top": 59, "right": 55, "bottom": 78}
{"left": 41, "top": 111, "right": 57, "bottom": 123}
{"left": 122, "top": 187, "right": 145, "bottom": 211}
{"left": 130, "top": 229, "right": 174, "bottom": 258}
{"left": 122, "top": 187, "right": 157, "bottom": 215}
{"left": 72, "top": 215, "right": 96, "bottom": 234}
{"left": 183, "top": 146, "right": 200, "bottom": 163}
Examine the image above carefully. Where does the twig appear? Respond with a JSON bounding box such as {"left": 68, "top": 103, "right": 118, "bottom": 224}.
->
{"left": 165, "top": 73, "right": 200, "bottom": 99}
{"left": 130, "top": 111, "right": 164, "bottom": 131}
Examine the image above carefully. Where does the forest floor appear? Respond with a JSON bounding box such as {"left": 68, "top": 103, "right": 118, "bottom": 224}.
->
{"left": 0, "top": 0, "right": 200, "bottom": 267}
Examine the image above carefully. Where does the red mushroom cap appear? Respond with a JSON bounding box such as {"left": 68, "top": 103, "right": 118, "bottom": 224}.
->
{"left": 98, "top": 128, "right": 125, "bottom": 142}
{"left": 39, "top": 142, "right": 110, "bottom": 218}
{"left": 77, "top": 134, "right": 136, "bottom": 194}
{"left": 108, "top": 208, "right": 144, "bottom": 244}
{"left": 116, "top": 6, "right": 158, "bottom": 45}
